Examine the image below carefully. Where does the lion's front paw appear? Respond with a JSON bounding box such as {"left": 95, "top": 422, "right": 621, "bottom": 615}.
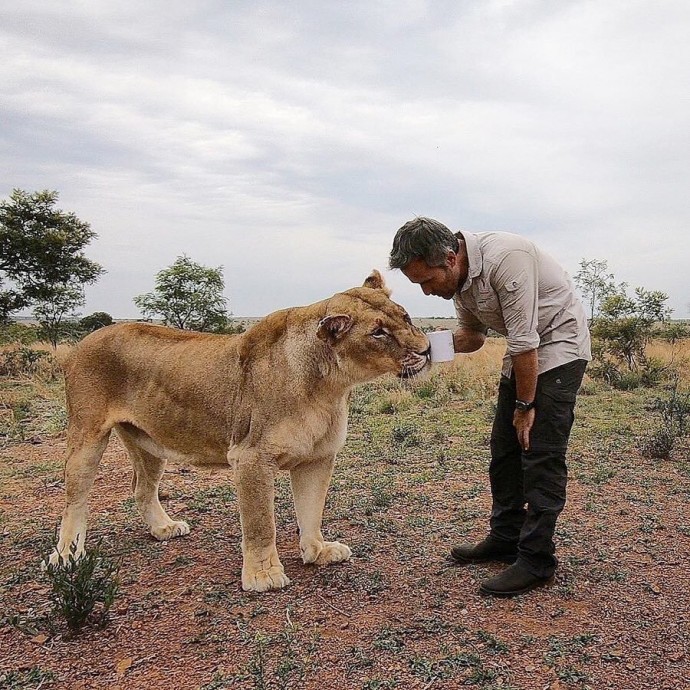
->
{"left": 42, "top": 544, "right": 84, "bottom": 570}
{"left": 151, "top": 520, "right": 190, "bottom": 541}
{"left": 242, "top": 564, "right": 290, "bottom": 592}
{"left": 316, "top": 540, "right": 352, "bottom": 565}
{"left": 302, "top": 540, "right": 352, "bottom": 565}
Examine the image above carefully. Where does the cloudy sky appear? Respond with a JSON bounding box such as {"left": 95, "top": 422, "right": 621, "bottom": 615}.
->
{"left": 2, "top": 0, "right": 689, "bottom": 319}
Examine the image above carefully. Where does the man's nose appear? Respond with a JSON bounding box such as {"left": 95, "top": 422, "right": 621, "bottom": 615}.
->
{"left": 421, "top": 284, "right": 432, "bottom": 295}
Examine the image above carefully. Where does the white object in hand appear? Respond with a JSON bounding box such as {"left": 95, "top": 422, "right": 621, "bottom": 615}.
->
{"left": 428, "top": 329, "right": 455, "bottom": 362}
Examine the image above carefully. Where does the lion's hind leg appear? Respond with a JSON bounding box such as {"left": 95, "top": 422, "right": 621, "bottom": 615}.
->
{"left": 290, "top": 455, "right": 352, "bottom": 567}
{"left": 115, "top": 424, "right": 190, "bottom": 542}
{"left": 49, "top": 427, "right": 111, "bottom": 566}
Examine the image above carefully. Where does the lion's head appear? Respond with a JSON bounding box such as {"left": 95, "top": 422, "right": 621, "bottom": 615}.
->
{"left": 315, "top": 270, "right": 431, "bottom": 382}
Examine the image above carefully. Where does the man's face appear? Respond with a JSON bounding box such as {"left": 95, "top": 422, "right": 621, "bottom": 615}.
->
{"left": 401, "top": 255, "right": 460, "bottom": 300}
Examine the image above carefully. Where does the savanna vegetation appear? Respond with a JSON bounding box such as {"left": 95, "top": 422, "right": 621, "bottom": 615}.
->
{"left": 1, "top": 191, "right": 688, "bottom": 687}
{"left": 1, "top": 326, "right": 689, "bottom": 689}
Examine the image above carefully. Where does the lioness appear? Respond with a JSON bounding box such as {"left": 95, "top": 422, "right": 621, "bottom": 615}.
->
{"left": 50, "top": 270, "right": 430, "bottom": 591}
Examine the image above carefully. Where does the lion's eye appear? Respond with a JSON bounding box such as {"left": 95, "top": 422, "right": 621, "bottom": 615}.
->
{"left": 403, "top": 313, "right": 412, "bottom": 325}
{"left": 371, "top": 326, "right": 389, "bottom": 339}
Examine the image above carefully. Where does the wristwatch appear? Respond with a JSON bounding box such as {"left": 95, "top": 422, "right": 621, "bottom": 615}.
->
{"left": 515, "top": 399, "right": 536, "bottom": 412}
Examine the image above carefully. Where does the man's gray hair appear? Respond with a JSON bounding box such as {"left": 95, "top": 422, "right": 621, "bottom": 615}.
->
{"left": 389, "top": 217, "right": 460, "bottom": 270}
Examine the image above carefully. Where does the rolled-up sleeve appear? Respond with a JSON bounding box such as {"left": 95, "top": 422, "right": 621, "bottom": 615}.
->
{"left": 492, "top": 251, "right": 540, "bottom": 355}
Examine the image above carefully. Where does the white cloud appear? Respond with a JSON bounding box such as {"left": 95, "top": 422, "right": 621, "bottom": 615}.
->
{"left": 1, "top": 0, "right": 689, "bottom": 320}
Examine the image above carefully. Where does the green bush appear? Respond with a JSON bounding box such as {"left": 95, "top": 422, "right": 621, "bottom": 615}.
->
{"left": 589, "top": 357, "right": 667, "bottom": 390}
{"left": 43, "top": 540, "right": 120, "bottom": 635}
{"left": 79, "top": 311, "right": 113, "bottom": 333}
{"left": 638, "top": 428, "right": 675, "bottom": 459}
{"left": 391, "top": 423, "right": 420, "bottom": 447}
{"left": 221, "top": 321, "right": 246, "bottom": 334}
{"left": 0, "top": 346, "right": 49, "bottom": 377}
{"left": 637, "top": 381, "right": 690, "bottom": 459}
{"left": 0, "top": 322, "right": 41, "bottom": 345}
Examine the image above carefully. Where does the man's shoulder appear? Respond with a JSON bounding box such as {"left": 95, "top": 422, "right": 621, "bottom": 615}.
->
{"left": 476, "top": 231, "right": 532, "bottom": 248}
{"left": 475, "top": 232, "right": 536, "bottom": 266}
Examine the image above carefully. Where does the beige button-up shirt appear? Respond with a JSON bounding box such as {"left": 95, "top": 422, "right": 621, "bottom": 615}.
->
{"left": 453, "top": 231, "right": 591, "bottom": 377}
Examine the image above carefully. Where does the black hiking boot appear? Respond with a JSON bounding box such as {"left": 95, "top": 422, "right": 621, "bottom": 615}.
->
{"left": 479, "top": 562, "right": 553, "bottom": 597}
{"left": 448, "top": 536, "right": 518, "bottom": 565}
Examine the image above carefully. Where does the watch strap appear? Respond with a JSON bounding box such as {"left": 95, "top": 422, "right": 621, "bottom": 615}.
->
{"left": 515, "top": 399, "right": 536, "bottom": 411}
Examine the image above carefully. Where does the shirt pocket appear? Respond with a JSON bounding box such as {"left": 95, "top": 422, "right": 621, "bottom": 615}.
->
{"left": 476, "top": 288, "right": 499, "bottom": 313}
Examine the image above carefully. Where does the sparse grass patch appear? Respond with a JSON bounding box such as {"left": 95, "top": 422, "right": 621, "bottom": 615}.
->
{"left": 0, "top": 373, "right": 65, "bottom": 442}
{"left": 375, "top": 388, "right": 415, "bottom": 414}
{"left": 373, "top": 626, "right": 406, "bottom": 653}
{"left": 227, "top": 620, "right": 317, "bottom": 688}
{"left": 390, "top": 422, "right": 421, "bottom": 447}
{"left": 543, "top": 632, "right": 598, "bottom": 683}
{"left": 188, "top": 483, "right": 237, "bottom": 514}
{"left": 0, "top": 668, "right": 57, "bottom": 689}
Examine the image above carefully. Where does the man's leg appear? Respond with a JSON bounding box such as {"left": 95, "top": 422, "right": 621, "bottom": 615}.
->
{"left": 516, "top": 359, "right": 588, "bottom": 578}
{"left": 488, "top": 373, "right": 527, "bottom": 543}
{"left": 481, "top": 359, "right": 588, "bottom": 594}
{"left": 450, "top": 375, "right": 522, "bottom": 564}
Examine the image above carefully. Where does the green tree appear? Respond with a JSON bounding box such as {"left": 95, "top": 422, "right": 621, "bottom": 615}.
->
{"left": 592, "top": 286, "right": 671, "bottom": 372}
{"left": 79, "top": 311, "right": 114, "bottom": 333}
{"left": 573, "top": 258, "right": 617, "bottom": 321}
{"left": 134, "top": 255, "right": 229, "bottom": 332}
{"left": 0, "top": 189, "right": 104, "bottom": 323}
{"left": 33, "top": 283, "right": 84, "bottom": 348}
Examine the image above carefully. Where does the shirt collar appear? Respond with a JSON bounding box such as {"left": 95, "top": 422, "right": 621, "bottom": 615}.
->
{"left": 457, "top": 231, "right": 482, "bottom": 292}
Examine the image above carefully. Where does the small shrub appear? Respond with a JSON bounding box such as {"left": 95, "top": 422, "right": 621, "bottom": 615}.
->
{"left": 648, "top": 382, "right": 690, "bottom": 437}
{"left": 390, "top": 423, "right": 420, "bottom": 447}
{"left": 616, "top": 371, "right": 644, "bottom": 391}
{"left": 638, "top": 357, "right": 668, "bottom": 387}
{"left": 638, "top": 427, "right": 675, "bottom": 459}
{"left": 588, "top": 360, "right": 622, "bottom": 387}
{"left": 414, "top": 379, "right": 438, "bottom": 399}
{"left": 43, "top": 540, "right": 120, "bottom": 635}
{"left": 638, "top": 380, "right": 690, "bottom": 459}
{"left": 221, "top": 321, "right": 246, "bottom": 335}
{"left": 0, "top": 346, "right": 49, "bottom": 377}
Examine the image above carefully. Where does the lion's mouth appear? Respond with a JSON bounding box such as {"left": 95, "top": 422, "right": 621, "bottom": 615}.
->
{"left": 398, "top": 350, "right": 431, "bottom": 379}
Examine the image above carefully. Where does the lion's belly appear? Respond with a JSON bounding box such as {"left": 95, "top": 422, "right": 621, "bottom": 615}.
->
{"left": 116, "top": 423, "right": 229, "bottom": 467}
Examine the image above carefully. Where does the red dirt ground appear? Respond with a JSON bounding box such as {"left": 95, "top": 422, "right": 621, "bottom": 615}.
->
{"left": 1, "top": 429, "right": 689, "bottom": 690}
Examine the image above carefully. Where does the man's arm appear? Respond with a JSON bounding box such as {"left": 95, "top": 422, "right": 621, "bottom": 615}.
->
{"left": 453, "top": 326, "right": 486, "bottom": 353}
{"left": 511, "top": 348, "right": 538, "bottom": 450}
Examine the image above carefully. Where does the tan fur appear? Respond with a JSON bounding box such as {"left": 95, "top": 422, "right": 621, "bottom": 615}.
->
{"left": 49, "top": 271, "right": 430, "bottom": 592}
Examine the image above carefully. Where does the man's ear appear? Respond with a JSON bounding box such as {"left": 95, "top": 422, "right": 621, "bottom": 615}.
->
{"left": 445, "top": 251, "right": 457, "bottom": 268}
{"left": 363, "top": 269, "right": 392, "bottom": 297}
{"left": 317, "top": 314, "right": 353, "bottom": 344}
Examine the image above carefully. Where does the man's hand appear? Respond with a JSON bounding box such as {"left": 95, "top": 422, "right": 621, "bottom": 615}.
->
{"left": 513, "top": 408, "right": 536, "bottom": 451}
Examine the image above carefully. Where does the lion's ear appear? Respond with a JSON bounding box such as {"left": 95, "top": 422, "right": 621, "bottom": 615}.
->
{"left": 363, "top": 269, "right": 391, "bottom": 296}
{"left": 317, "top": 314, "right": 353, "bottom": 344}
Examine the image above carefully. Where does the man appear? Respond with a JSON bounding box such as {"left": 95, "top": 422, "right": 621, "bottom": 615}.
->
{"left": 389, "top": 217, "right": 591, "bottom": 596}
